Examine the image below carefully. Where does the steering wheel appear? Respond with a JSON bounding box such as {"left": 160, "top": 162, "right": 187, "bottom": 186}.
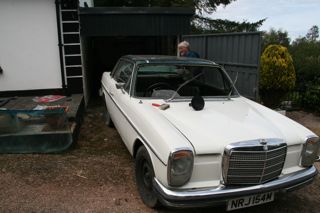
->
{"left": 144, "top": 82, "right": 174, "bottom": 97}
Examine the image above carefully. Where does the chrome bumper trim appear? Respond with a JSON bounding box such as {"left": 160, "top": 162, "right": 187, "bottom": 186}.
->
{"left": 153, "top": 166, "right": 318, "bottom": 208}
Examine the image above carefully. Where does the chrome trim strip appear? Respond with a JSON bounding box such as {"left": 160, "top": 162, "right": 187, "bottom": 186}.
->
{"left": 101, "top": 83, "right": 166, "bottom": 165}
{"left": 225, "top": 138, "right": 286, "bottom": 154}
{"left": 282, "top": 178, "right": 314, "bottom": 192}
{"left": 304, "top": 135, "right": 319, "bottom": 142}
{"left": 153, "top": 166, "right": 318, "bottom": 207}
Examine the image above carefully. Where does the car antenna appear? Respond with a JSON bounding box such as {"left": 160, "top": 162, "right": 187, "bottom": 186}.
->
{"left": 228, "top": 71, "right": 239, "bottom": 100}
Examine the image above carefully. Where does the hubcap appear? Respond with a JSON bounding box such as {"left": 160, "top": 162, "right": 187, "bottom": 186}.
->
{"left": 142, "top": 160, "right": 152, "bottom": 188}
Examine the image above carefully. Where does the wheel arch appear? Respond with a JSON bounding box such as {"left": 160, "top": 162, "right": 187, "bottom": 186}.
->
{"left": 133, "top": 138, "right": 144, "bottom": 159}
{"left": 133, "top": 137, "right": 168, "bottom": 187}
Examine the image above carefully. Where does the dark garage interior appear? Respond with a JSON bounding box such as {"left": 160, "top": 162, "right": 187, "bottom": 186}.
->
{"left": 84, "top": 36, "right": 177, "bottom": 97}
{"left": 79, "top": 7, "right": 194, "bottom": 99}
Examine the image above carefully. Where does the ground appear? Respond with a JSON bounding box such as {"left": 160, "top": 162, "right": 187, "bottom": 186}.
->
{"left": 0, "top": 100, "right": 320, "bottom": 212}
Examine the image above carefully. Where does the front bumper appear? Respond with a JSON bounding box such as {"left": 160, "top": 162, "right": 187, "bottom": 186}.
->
{"left": 153, "top": 166, "right": 318, "bottom": 208}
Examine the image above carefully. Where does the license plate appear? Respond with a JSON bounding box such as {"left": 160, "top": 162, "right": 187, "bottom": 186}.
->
{"left": 227, "top": 192, "right": 274, "bottom": 211}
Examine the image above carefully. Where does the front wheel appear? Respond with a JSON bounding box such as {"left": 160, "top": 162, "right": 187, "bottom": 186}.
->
{"left": 135, "top": 146, "right": 161, "bottom": 208}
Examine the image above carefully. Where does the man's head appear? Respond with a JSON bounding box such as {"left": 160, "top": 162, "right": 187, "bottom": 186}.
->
{"left": 178, "top": 41, "right": 190, "bottom": 56}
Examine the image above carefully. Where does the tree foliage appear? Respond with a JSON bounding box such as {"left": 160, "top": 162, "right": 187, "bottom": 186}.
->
{"left": 192, "top": 0, "right": 236, "bottom": 14}
{"left": 290, "top": 38, "right": 320, "bottom": 84}
{"left": 306, "top": 25, "right": 319, "bottom": 42}
{"left": 280, "top": 25, "right": 320, "bottom": 112}
{"left": 192, "top": 15, "right": 265, "bottom": 34}
{"left": 290, "top": 25, "right": 320, "bottom": 85}
{"left": 262, "top": 28, "right": 290, "bottom": 50}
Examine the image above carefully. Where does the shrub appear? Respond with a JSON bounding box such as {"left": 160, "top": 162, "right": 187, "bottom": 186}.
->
{"left": 260, "top": 45, "right": 296, "bottom": 90}
{"left": 259, "top": 45, "right": 296, "bottom": 108}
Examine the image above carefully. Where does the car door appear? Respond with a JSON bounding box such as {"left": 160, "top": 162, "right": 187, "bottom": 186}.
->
{"left": 105, "top": 59, "right": 136, "bottom": 149}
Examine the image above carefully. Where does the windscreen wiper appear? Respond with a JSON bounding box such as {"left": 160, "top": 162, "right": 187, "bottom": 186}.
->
{"left": 228, "top": 72, "right": 239, "bottom": 100}
{"left": 166, "top": 71, "right": 204, "bottom": 102}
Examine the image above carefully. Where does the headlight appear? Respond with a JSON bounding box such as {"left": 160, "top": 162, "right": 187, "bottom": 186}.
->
{"left": 301, "top": 136, "right": 320, "bottom": 167}
{"left": 167, "top": 149, "right": 194, "bottom": 187}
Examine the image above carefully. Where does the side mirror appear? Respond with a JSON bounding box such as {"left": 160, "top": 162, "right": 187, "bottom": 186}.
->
{"left": 116, "top": 83, "right": 125, "bottom": 89}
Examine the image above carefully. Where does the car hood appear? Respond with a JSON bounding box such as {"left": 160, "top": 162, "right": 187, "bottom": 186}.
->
{"left": 153, "top": 97, "right": 314, "bottom": 155}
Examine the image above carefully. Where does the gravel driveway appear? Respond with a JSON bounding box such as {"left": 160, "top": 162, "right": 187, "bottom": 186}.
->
{"left": 1, "top": 101, "right": 320, "bottom": 212}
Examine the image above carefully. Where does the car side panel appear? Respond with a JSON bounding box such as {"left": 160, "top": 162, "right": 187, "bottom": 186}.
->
{"left": 102, "top": 72, "right": 138, "bottom": 155}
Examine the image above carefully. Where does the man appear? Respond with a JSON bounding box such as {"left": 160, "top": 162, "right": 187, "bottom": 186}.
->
{"left": 178, "top": 41, "right": 200, "bottom": 58}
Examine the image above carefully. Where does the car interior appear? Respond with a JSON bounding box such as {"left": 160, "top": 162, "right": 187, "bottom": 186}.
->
{"left": 134, "top": 65, "right": 233, "bottom": 99}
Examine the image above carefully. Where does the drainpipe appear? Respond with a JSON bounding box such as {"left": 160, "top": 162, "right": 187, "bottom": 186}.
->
{"left": 55, "top": 0, "right": 67, "bottom": 94}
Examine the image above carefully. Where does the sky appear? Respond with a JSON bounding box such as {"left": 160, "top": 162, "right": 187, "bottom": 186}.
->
{"left": 209, "top": 0, "right": 320, "bottom": 40}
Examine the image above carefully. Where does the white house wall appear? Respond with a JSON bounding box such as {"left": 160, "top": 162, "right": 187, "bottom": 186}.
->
{"left": 0, "top": 0, "right": 62, "bottom": 92}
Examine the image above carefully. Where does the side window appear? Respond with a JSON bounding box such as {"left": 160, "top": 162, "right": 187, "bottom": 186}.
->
{"left": 113, "top": 61, "right": 134, "bottom": 92}
{"left": 111, "top": 61, "right": 121, "bottom": 77}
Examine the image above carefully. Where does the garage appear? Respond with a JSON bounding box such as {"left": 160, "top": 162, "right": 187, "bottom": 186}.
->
{"left": 79, "top": 7, "right": 194, "bottom": 101}
{"left": 0, "top": 1, "right": 260, "bottom": 101}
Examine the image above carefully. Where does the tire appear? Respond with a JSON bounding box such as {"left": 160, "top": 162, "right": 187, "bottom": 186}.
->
{"left": 102, "top": 95, "right": 114, "bottom": 127}
{"left": 135, "top": 146, "right": 161, "bottom": 208}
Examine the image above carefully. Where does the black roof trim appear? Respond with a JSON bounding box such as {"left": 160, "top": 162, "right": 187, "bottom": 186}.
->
{"left": 183, "top": 31, "right": 262, "bottom": 38}
{"left": 80, "top": 7, "right": 194, "bottom": 15}
{"left": 122, "top": 55, "right": 216, "bottom": 65}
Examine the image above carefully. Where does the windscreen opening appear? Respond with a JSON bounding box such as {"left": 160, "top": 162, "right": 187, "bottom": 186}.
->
{"left": 134, "top": 64, "right": 236, "bottom": 99}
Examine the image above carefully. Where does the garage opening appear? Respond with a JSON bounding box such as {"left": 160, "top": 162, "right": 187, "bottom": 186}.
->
{"left": 79, "top": 7, "right": 194, "bottom": 101}
{"left": 83, "top": 36, "right": 177, "bottom": 97}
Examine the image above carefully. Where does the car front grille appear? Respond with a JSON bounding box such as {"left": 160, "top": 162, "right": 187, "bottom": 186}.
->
{"left": 222, "top": 139, "right": 287, "bottom": 185}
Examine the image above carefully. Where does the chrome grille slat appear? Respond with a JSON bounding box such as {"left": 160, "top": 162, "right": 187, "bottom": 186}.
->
{"left": 265, "top": 162, "right": 285, "bottom": 169}
{"left": 228, "top": 171, "right": 263, "bottom": 175}
{"left": 223, "top": 139, "right": 287, "bottom": 185}
{"left": 263, "top": 168, "right": 283, "bottom": 176}
{"left": 229, "top": 161, "right": 264, "bottom": 168}
{"left": 265, "top": 156, "right": 286, "bottom": 167}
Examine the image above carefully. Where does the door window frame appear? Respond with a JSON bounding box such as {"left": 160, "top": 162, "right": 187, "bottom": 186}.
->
{"left": 111, "top": 59, "right": 135, "bottom": 94}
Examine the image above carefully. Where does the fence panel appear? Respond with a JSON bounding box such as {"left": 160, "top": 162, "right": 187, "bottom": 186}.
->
{"left": 182, "top": 32, "right": 262, "bottom": 99}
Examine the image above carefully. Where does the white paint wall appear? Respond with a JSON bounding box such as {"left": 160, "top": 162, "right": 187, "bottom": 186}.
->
{"left": 0, "top": 0, "right": 62, "bottom": 92}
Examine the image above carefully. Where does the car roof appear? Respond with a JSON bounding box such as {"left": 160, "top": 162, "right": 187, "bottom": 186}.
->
{"left": 121, "top": 55, "right": 217, "bottom": 66}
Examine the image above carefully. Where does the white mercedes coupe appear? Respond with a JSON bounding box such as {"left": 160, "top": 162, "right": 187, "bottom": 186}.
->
{"left": 101, "top": 55, "right": 319, "bottom": 211}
